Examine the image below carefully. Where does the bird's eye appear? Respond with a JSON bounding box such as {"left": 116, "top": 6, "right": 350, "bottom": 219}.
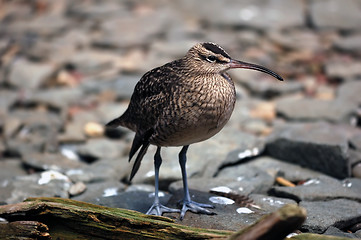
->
{"left": 206, "top": 55, "right": 217, "bottom": 63}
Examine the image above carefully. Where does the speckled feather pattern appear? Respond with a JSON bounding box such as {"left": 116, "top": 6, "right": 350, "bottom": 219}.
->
{"left": 115, "top": 58, "right": 236, "bottom": 147}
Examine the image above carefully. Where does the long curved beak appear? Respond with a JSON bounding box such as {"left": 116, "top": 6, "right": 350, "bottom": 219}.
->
{"left": 229, "top": 59, "right": 283, "bottom": 81}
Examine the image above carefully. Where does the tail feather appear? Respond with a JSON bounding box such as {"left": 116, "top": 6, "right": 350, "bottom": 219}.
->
{"left": 128, "top": 128, "right": 154, "bottom": 182}
{"left": 105, "top": 117, "right": 123, "bottom": 128}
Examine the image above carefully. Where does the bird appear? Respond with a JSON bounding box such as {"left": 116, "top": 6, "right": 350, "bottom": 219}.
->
{"left": 106, "top": 42, "right": 283, "bottom": 220}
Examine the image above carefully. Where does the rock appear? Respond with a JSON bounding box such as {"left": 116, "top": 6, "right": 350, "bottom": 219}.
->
{"left": 0, "top": 90, "right": 18, "bottom": 114}
{"left": 266, "top": 121, "right": 351, "bottom": 179}
{"left": 0, "top": 159, "right": 27, "bottom": 181}
{"left": 249, "top": 194, "right": 297, "bottom": 213}
{"left": 8, "top": 59, "right": 55, "bottom": 89}
{"left": 276, "top": 97, "right": 356, "bottom": 123}
{"left": 224, "top": 156, "right": 327, "bottom": 182}
{"left": 67, "top": 1, "right": 126, "bottom": 19}
{"left": 352, "top": 163, "right": 361, "bottom": 178}
{"left": 169, "top": 175, "right": 272, "bottom": 197}
{"left": 232, "top": 70, "right": 304, "bottom": 97}
{"left": 21, "top": 152, "right": 86, "bottom": 172}
{"left": 3, "top": 116, "right": 22, "bottom": 139}
{"left": 72, "top": 180, "right": 126, "bottom": 203}
{"left": 167, "top": 189, "right": 264, "bottom": 231}
{"left": 2, "top": 173, "right": 70, "bottom": 204}
{"left": 337, "top": 80, "right": 361, "bottom": 105}
{"left": 94, "top": 13, "right": 167, "bottom": 49}
{"left": 57, "top": 122, "right": 86, "bottom": 143}
{"left": 68, "top": 182, "right": 87, "bottom": 196}
{"left": 300, "top": 199, "right": 361, "bottom": 233}
{"left": 76, "top": 139, "right": 126, "bottom": 160}
{"left": 182, "top": 0, "right": 305, "bottom": 30}
{"left": 268, "top": 30, "right": 321, "bottom": 51}
{"left": 309, "top": 0, "right": 361, "bottom": 30}
{"left": 270, "top": 175, "right": 361, "bottom": 202}
{"left": 83, "top": 122, "right": 104, "bottom": 138}
{"left": 325, "top": 61, "right": 361, "bottom": 80}
{"left": 323, "top": 226, "right": 359, "bottom": 239}
{"left": 66, "top": 158, "right": 128, "bottom": 183}
{"left": 333, "top": 33, "right": 361, "bottom": 52}
{"left": 80, "top": 75, "right": 139, "bottom": 100}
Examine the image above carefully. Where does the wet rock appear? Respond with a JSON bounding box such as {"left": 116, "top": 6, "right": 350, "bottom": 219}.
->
{"left": 72, "top": 180, "right": 126, "bottom": 203}
{"left": 276, "top": 97, "right": 356, "bottom": 123}
{"left": 167, "top": 189, "right": 263, "bottom": 231}
{"left": 91, "top": 191, "right": 172, "bottom": 215}
{"left": 66, "top": 158, "right": 128, "bottom": 183}
{"left": 325, "top": 61, "right": 361, "bottom": 80}
{"left": 337, "top": 80, "right": 361, "bottom": 105}
{"left": 232, "top": 71, "right": 303, "bottom": 97}
{"left": 309, "top": 0, "right": 361, "bottom": 30}
{"left": 21, "top": 152, "right": 86, "bottom": 172}
{"left": 323, "top": 226, "right": 359, "bottom": 239}
{"left": 333, "top": 33, "right": 361, "bottom": 52}
{"left": 300, "top": 199, "right": 361, "bottom": 233}
{"left": 8, "top": 59, "right": 55, "bottom": 89}
{"left": 223, "top": 156, "right": 327, "bottom": 183}
{"left": 183, "top": 0, "right": 305, "bottom": 30}
{"left": 270, "top": 175, "right": 361, "bottom": 202}
{"left": 94, "top": 13, "right": 167, "bottom": 49}
{"left": 169, "top": 175, "right": 272, "bottom": 197}
{"left": 81, "top": 75, "right": 139, "bottom": 100}
{"left": 0, "top": 90, "right": 18, "bottom": 114}
{"left": 76, "top": 139, "right": 126, "bottom": 160}
{"left": 1, "top": 173, "right": 70, "bottom": 204}
{"left": 0, "top": 159, "right": 27, "bottom": 181}
{"left": 249, "top": 194, "right": 296, "bottom": 213}
{"left": 266, "top": 121, "right": 350, "bottom": 179}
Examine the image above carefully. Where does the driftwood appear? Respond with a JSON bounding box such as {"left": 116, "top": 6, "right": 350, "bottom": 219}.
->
{"left": 0, "top": 197, "right": 353, "bottom": 240}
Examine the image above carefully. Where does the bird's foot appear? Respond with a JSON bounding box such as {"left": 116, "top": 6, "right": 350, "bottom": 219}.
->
{"left": 146, "top": 203, "right": 180, "bottom": 216}
{"left": 178, "top": 200, "right": 215, "bottom": 220}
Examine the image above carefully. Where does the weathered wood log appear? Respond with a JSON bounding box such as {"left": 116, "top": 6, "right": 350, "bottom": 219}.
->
{"left": 0, "top": 220, "right": 50, "bottom": 240}
{"left": 228, "top": 204, "right": 306, "bottom": 240}
{"left": 0, "top": 197, "right": 232, "bottom": 239}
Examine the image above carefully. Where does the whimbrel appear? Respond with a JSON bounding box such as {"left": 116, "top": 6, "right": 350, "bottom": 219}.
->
{"left": 106, "top": 42, "right": 283, "bottom": 219}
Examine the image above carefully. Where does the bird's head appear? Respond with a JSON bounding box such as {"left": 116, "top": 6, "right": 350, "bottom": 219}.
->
{"left": 185, "top": 42, "right": 283, "bottom": 81}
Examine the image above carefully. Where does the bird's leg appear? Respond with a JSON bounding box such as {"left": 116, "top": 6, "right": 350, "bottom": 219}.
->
{"left": 146, "top": 147, "right": 180, "bottom": 216}
{"left": 178, "top": 145, "right": 215, "bottom": 220}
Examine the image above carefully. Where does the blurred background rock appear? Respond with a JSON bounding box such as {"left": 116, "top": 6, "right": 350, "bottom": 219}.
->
{"left": 0, "top": 0, "right": 361, "bottom": 236}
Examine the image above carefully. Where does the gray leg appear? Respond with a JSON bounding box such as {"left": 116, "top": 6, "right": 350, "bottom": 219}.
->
{"left": 178, "top": 145, "right": 215, "bottom": 220}
{"left": 146, "top": 147, "right": 180, "bottom": 216}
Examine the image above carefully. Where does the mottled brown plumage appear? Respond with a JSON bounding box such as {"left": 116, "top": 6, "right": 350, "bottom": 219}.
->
{"left": 106, "top": 42, "right": 283, "bottom": 219}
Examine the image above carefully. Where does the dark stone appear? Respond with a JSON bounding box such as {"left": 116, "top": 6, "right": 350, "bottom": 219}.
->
{"left": 266, "top": 122, "right": 350, "bottom": 179}
{"left": 324, "top": 226, "right": 360, "bottom": 239}
{"left": 300, "top": 199, "right": 361, "bottom": 233}
{"left": 337, "top": 81, "right": 361, "bottom": 106}
{"left": 270, "top": 175, "right": 361, "bottom": 202}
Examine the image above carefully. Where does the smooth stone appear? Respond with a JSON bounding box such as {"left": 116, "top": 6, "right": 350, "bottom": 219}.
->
{"left": 270, "top": 175, "right": 361, "bottom": 202}
{"left": 8, "top": 59, "right": 55, "bottom": 89}
{"left": 2, "top": 174, "right": 70, "bottom": 204}
{"left": 325, "top": 61, "right": 361, "bottom": 80}
{"left": 67, "top": 1, "right": 126, "bottom": 19}
{"left": 0, "top": 90, "right": 17, "bottom": 114}
{"left": 268, "top": 30, "right": 321, "bottom": 51}
{"left": 72, "top": 180, "right": 126, "bottom": 202}
{"left": 249, "top": 194, "right": 297, "bottom": 213}
{"left": 169, "top": 175, "right": 272, "bottom": 197}
{"left": 220, "top": 156, "right": 326, "bottom": 183}
{"left": 266, "top": 121, "right": 350, "bottom": 179}
{"left": 167, "top": 189, "right": 263, "bottom": 231}
{"left": 66, "top": 158, "right": 128, "bottom": 183}
{"left": 309, "top": 0, "right": 361, "bottom": 30}
{"left": 76, "top": 138, "right": 126, "bottom": 160}
{"left": 334, "top": 33, "right": 361, "bottom": 52}
{"left": 276, "top": 97, "right": 356, "bottom": 123}
{"left": 69, "top": 182, "right": 87, "bottom": 196}
{"left": 323, "top": 226, "right": 359, "bottom": 239}
{"left": 57, "top": 122, "right": 86, "bottom": 143}
{"left": 337, "top": 81, "right": 361, "bottom": 105}
{"left": 90, "top": 191, "right": 172, "bottom": 215}
{"left": 300, "top": 199, "right": 361, "bottom": 233}
{"left": 0, "top": 159, "right": 27, "bottom": 181}
{"left": 21, "top": 152, "right": 86, "bottom": 172}
{"left": 182, "top": 0, "right": 304, "bottom": 30}
{"left": 352, "top": 163, "right": 361, "bottom": 178}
